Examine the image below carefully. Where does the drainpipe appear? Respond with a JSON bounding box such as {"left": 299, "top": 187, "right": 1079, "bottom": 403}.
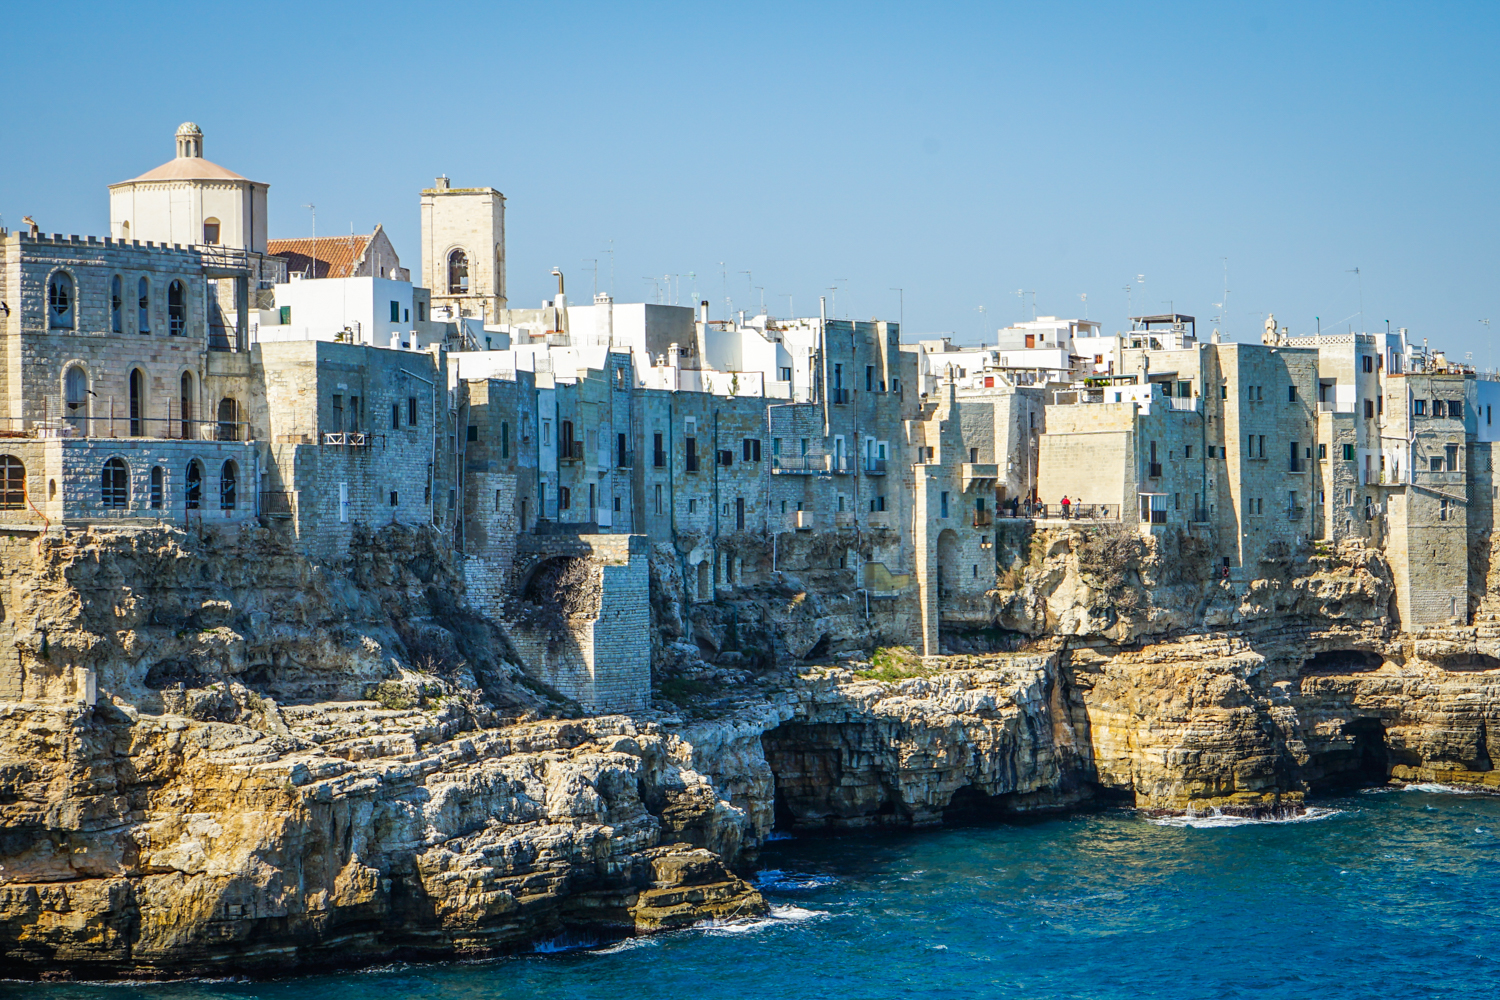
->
{"left": 820, "top": 297, "right": 830, "bottom": 438}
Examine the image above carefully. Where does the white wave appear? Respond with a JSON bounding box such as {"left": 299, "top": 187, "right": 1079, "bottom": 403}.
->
{"left": 592, "top": 935, "right": 658, "bottom": 956}
{"left": 531, "top": 933, "right": 604, "bottom": 953}
{"left": 1147, "top": 806, "right": 1343, "bottom": 828}
{"left": 754, "top": 868, "right": 838, "bottom": 891}
{"left": 700, "top": 904, "right": 828, "bottom": 936}
{"left": 1402, "top": 782, "right": 1485, "bottom": 795}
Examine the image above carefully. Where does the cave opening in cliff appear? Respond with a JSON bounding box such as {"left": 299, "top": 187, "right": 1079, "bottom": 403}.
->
{"left": 1305, "top": 717, "right": 1393, "bottom": 792}
{"left": 1301, "top": 649, "right": 1383, "bottom": 674}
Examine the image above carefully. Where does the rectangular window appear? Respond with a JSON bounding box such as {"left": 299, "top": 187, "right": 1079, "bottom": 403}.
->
{"left": 1365, "top": 399, "right": 1374, "bottom": 418}
{"left": 542, "top": 421, "right": 551, "bottom": 445}
{"left": 279, "top": 305, "right": 291, "bottom": 325}
{"left": 1363, "top": 355, "right": 1374, "bottom": 373}
{"left": 1450, "top": 400, "right": 1463, "bottom": 419}
{"left": 892, "top": 377, "right": 901, "bottom": 393}
{"left": 618, "top": 432, "right": 627, "bottom": 467}
{"left": 654, "top": 484, "right": 662, "bottom": 513}
{"left": 390, "top": 301, "right": 400, "bottom": 322}
{"left": 502, "top": 422, "right": 510, "bottom": 458}
{"left": 1259, "top": 435, "right": 1265, "bottom": 457}
{"left": 495, "top": 489, "right": 501, "bottom": 512}
{"left": 331, "top": 394, "right": 344, "bottom": 432}
{"left": 718, "top": 449, "right": 733, "bottom": 467}
{"left": 1440, "top": 497, "right": 1452, "bottom": 521}
{"left": 1434, "top": 399, "right": 1447, "bottom": 418}
{"left": 467, "top": 425, "right": 478, "bottom": 442}
{"left": 613, "top": 496, "right": 621, "bottom": 512}
{"left": 780, "top": 366, "right": 792, "bottom": 382}
{"left": 736, "top": 497, "right": 745, "bottom": 529}
{"left": 1447, "top": 444, "right": 1459, "bottom": 471}
{"left": 560, "top": 487, "right": 571, "bottom": 510}
{"left": 940, "top": 491, "right": 949, "bottom": 518}
{"left": 1343, "top": 443, "right": 1355, "bottom": 461}
{"left": 1178, "top": 380, "right": 1191, "bottom": 398}
{"left": 1185, "top": 445, "right": 1192, "bottom": 459}
{"left": 1220, "top": 385, "right": 1227, "bottom": 400}
{"left": 866, "top": 366, "right": 874, "bottom": 392}
{"left": 654, "top": 432, "right": 665, "bottom": 467}
{"left": 1288, "top": 385, "right": 1296, "bottom": 402}
{"left": 1414, "top": 399, "right": 1427, "bottom": 416}
{"left": 1319, "top": 443, "right": 1327, "bottom": 460}
{"left": 392, "top": 402, "right": 401, "bottom": 429}
{"left": 688, "top": 498, "right": 697, "bottom": 514}
{"left": 685, "top": 437, "right": 698, "bottom": 472}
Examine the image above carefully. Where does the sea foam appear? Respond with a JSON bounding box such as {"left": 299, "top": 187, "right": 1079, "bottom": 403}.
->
{"left": 1147, "top": 806, "right": 1343, "bottom": 828}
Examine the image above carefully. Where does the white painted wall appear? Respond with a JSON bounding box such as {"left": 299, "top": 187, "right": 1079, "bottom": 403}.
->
{"left": 256, "top": 276, "right": 414, "bottom": 346}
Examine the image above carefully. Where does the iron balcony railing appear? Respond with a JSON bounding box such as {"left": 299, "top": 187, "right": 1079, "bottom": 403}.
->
{"left": 1008, "top": 502, "right": 1121, "bottom": 520}
{"left": 772, "top": 454, "right": 830, "bottom": 474}
{"left": 259, "top": 491, "right": 295, "bottom": 517}
{"left": 1286, "top": 505, "right": 1307, "bottom": 520}
{"left": 1148, "top": 462, "right": 1163, "bottom": 478}
{"left": 558, "top": 440, "right": 584, "bottom": 462}
{"left": 864, "top": 457, "right": 888, "bottom": 474}
{"left": 0, "top": 415, "right": 252, "bottom": 442}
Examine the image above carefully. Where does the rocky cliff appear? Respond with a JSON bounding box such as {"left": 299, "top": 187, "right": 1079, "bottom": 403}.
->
{"left": 2, "top": 523, "right": 1499, "bottom": 978}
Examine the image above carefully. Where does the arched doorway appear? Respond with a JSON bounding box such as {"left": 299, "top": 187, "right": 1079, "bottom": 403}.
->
{"left": 216, "top": 398, "right": 239, "bottom": 441}
{"left": 102, "top": 458, "right": 128, "bottom": 509}
{"left": 185, "top": 460, "right": 203, "bottom": 510}
{"left": 180, "top": 371, "right": 194, "bottom": 439}
{"left": 936, "top": 528, "right": 960, "bottom": 602}
{"left": 129, "top": 369, "right": 145, "bottom": 437}
{"left": 448, "top": 249, "right": 469, "bottom": 294}
{"left": 220, "top": 460, "right": 237, "bottom": 511}
{"left": 64, "top": 366, "right": 89, "bottom": 435}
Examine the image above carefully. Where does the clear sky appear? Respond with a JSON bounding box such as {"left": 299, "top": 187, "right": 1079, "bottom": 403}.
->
{"left": 4, "top": 2, "right": 1498, "bottom": 358}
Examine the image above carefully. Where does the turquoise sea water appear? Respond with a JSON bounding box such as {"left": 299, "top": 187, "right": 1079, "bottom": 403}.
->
{"left": 12, "top": 787, "right": 1500, "bottom": 1000}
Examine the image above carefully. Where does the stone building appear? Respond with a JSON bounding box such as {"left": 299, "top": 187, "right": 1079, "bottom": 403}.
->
{"left": 266, "top": 226, "right": 409, "bottom": 281}
{"left": 420, "top": 177, "right": 506, "bottom": 322}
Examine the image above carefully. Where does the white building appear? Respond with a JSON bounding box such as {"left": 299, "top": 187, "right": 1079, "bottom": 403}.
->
{"left": 253, "top": 275, "right": 417, "bottom": 348}
{"left": 109, "top": 123, "right": 268, "bottom": 252}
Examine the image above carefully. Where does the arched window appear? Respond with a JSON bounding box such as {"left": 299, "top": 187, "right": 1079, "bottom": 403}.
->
{"left": 216, "top": 397, "right": 239, "bottom": 441}
{"left": 185, "top": 460, "right": 203, "bottom": 510}
{"left": 220, "top": 459, "right": 237, "bottom": 511}
{"left": 129, "top": 369, "right": 145, "bottom": 437}
{"left": 137, "top": 277, "right": 150, "bottom": 334}
{"left": 120, "top": 221, "right": 130, "bottom": 241}
{"left": 180, "top": 371, "right": 194, "bottom": 439}
{"left": 102, "top": 458, "right": 128, "bottom": 509}
{"left": 0, "top": 455, "right": 24, "bottom": 510}
{"left": 64, "top": 366, "right": 89, "bottom": 434}
{"left": 110, "top": 275, "right": 123, "bottom": 333}
{"left": 47, "top": 272, "right": 73, "bottom": 329}
{"left": 168, "top": 280, "right": 186, "bottom": 336}
{"left": 149, "top": 466, "right": 164, "bottom": 509}
{"left": 447, "top": 249, "right": 469, "bottom": 294}
{"left": 202, "top": 218, "right": 220, "bottom": 245}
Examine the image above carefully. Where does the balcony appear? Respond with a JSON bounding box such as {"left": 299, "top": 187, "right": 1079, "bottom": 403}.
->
{"left": 1148, "top": 463, "right": 1163, "bottom": 478}
{"left": 868, "top": 510, "right": 896, "bottom": 530}
{"left": 831, "top": 388, "right": 851, "bottom": 404}
{"left": 1167, "top": 396, "right": 1200, "bottom": 412}
{"left": 793, "top": 511, "right": 815, "bottom": 531}
{"left": 864, "top": 457, "right": 888, "bottom": 475}
{"left": 616, "top": 449, "right": 634, "bottom": 469}
{"left": 3, "top": 415, "right": 253, "bottom": 442}
{"left": 558, "top": 440, "right": 584, "bottom": 463}
{"left": 960, "top": 463, "right": 1000, "bottom": 492}
{"left": 972, "top": 510, "right": 994, "bottom": 528}
{"left": 773, "top": 454, "right": 829, "bottom": 474}
{"left": 322, "top": 431, "right": 373, "bottom": 447}
{"left": 835, "top": 511, "right": 856, "bottom": 528}
{"left": 1317, "top": 400, "right": 1356, "bottom": 413}
{"left": 1286, "top": 506, "right": 1307, "bottom": 521}
{"left": 1190, "top": 507, "right": 1211, "bottom": 522}
{"left": 259, "top": 491, "right": 296, "bottom": 518}
{"left": 1023, "top": 502, "right": 1121, "bottom": 521}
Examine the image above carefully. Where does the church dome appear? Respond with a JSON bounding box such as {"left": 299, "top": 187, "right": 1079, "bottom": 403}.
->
{"left": 176, "top": 122, "right": 202, "bottom": 137}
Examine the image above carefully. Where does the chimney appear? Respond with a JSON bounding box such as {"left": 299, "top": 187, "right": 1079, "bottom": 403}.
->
{"left": 434, "top": 176, "right": 450, "bottom": 190}
{"left": 700, "top": 300, "right": 709, "bottom": 325}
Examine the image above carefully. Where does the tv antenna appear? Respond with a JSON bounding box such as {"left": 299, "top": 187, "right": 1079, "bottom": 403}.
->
{"left": 1348, "top": 267, "right": 1363, "bottom": 332}
{"left": 583, "top": 258, "right": 597, "bottom": 296}
{"left": 1079, "top": 292, "right": 1088, "bottom": 319}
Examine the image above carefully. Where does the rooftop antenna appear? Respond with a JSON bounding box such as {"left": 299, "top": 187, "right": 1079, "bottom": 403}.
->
{"left": 688, "top": 270, "right": 698, "bottom": 305}
{"left": 1348, "top": 267, "right": 1363, "bottom": 332}
{"left": 755, "top": 286, "right": 765, "bottom": 314}
{"left": 976, "top": 304, "right": 987, "bottom": 340}
{"left": 1221, "top": 258, "right": 1229, "bottom": 338}
{"left": 1482, "top": 319, "right": 1492, "bottom": 371}
{"left": 302, "top": 204, "right": 316, "bottom": 274}
{"left": 782, "top": 293, "right": 794, "bottom": 317}
{"left": 604, "top": 240, "right": 614, "bottom": 297}
{"left": 583, "top": 258, "right": 597, "bottom": 296}
{"left": 720, "top": 262, "right": 728, "bottom": 316}
{"left": 1123, "top": 284, "right": 1132, "bottom": 322}
{"left": 1016, "top": 288, "right": 1026, "bottom": 322}
{"left": 1029, "top": 290, "right": 1037, "bottom": 319}
{"left": 1079, "top": 292, "right": 1088, "bottom": 319}
{"left": 740, "top": 270, "right": 753, "bottom": 307}
{"left": 889, "top": 288, "right": 904, "bottom": 334}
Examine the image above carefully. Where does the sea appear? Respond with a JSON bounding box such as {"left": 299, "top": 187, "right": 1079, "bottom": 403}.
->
{"left": 12, "top": 786, "right": 1500, "bottom": 1000}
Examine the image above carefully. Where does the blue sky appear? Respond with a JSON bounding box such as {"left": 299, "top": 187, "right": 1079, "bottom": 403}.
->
{"left": 4, "top": 2, "right": 1499, "bottom": 357}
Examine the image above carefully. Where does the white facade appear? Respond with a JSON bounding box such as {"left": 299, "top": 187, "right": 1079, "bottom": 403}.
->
{"left": 108, "top": 124, "right": 269, "bottom": 252}
{"left": 254, "top": 276, "right": 415, "bottom": 347}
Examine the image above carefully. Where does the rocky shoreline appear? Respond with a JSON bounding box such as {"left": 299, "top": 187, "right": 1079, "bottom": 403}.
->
{"left": 3, "top": 525, "right": 1500, "bottom": 978}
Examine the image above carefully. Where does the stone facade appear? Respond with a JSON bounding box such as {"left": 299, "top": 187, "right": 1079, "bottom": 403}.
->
{"left": 420, "top": 178, "right": 506, "bottom": 322}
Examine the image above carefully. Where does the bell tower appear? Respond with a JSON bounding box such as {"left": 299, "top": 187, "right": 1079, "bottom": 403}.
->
{"left": 175, "top": 122, "right": 204, "bottom": 159}
{"left": 420, "top": 176, "right": 506, "bottom": 323}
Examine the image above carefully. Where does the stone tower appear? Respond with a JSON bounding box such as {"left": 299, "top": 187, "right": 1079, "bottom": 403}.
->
{"left": 421, "top": 177, "right": 506, "bottom": 323}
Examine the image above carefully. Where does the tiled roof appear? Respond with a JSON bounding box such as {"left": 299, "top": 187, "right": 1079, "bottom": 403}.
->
{"left": 266, "top": 235, "right": 373, "bottom": 279}
{"left": 114, "top": 156, "right": 250, "bottom": 184}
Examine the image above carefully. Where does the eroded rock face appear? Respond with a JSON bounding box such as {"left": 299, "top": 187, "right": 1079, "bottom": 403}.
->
{"left": 0, "top": 527, "right": 765, "bottom": 979}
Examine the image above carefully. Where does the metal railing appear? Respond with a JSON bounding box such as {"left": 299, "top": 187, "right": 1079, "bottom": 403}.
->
{"left": 558, "top": 440, "right": 584, "bottom": 462}
{"left": 322, "top": 431, "right": 374, "bottom": 447}
{"left": 1148, "top": 462, "right": 1163, "bottom": 478}
{"left": 0, "top": 415, "right": 251, "bottom": 442}
{"left": 259, "top": 491, "right": 295, "bottom": 517}
{"left": 1167, "top": 396, "right": 1200, "bottom": 411}
{"left": 616, "top": 449, "right": 634, "bottom": 468}
{"left": 832, "top": 388, "right": 851, "bottom": 404}
{"left": 1006, "top": 502, "right": 1121, "bottom": 520}
{"left": 772, "top": 454, "right": 829, "bottom": 474}
{"left": 1317, "top": 401, "right": 1356, "bottom": 413}
{"left": 1286, "top": 505, "right": 1307, "bottom": 521}
{"left": 864, "top": 457, "right": 888, "bottom": 474}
